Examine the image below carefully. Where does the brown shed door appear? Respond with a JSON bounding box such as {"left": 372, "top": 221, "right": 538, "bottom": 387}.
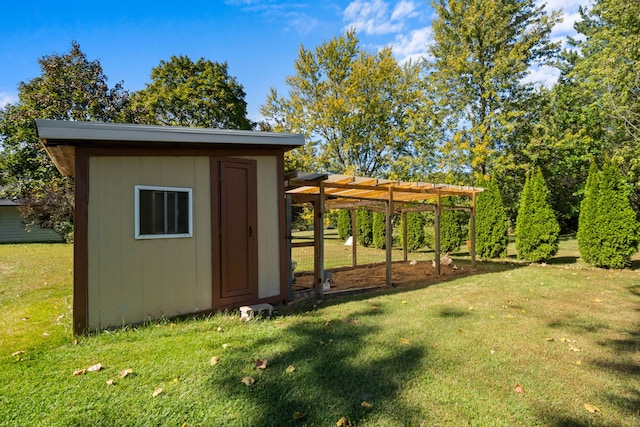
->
{"left": 211, "top": 158, "right": 258, "bottom": 307}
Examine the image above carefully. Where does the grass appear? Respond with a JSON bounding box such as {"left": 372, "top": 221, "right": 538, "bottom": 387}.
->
{"left": 1, "top": 241, "right": 640, "bottom": 426}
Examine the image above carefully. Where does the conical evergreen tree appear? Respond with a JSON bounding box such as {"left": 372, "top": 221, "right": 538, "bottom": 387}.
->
{"left": 337, "top": 209, "right": 352, "bottom": 241}
{"left": 356, "top": 209, "right": 373, "bottom": 247}
{"left": 577, "top": 161, "right": 599, "bottom": 264}
{"left": 439, "top": 205, "right": 466, "bottom": 253}
{"left": 373, "top": 212, "right": 386, "bottom": 249}
{"left": 475, "top": 177, "right": 509, "bottom": 259}
{"left": 515, "top": 168, "right": 560, "bottom": 262}
{"left": 591, "top": 160, "right": 639, "bottom": 268}
{"left": 404, "top": 211, "right": 426, "bottom": 252}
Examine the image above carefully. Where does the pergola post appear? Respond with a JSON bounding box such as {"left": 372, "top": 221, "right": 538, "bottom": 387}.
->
{"left": 402, "top": 211, "right": 408, "bottom": 262}
{"left": 434, "top": 192, "right": 441, "bottom": 276}
{"left": 386, "top": 187, "right": 393, "bottom": 286}
{"left": 470, "top": 192, "right": 477, "bottom": 269}
{"left": 350, "top": 208, "right": 357, "bottom": 268}
{"left": 314, "top": 181, "right": 325, "bottom": 295}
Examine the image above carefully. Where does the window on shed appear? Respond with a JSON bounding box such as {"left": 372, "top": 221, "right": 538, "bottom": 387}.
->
{"left": 135, "top": 185, "right": 192, "bottom": 239}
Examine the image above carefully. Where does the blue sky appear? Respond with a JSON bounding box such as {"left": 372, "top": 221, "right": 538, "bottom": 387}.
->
{"left": 0, "top": 0, "right": 583, "bottom": 121}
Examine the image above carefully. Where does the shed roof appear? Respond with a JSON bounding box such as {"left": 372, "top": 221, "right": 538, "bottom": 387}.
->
{"left": 36, "top": 120, "right": 305, "bottom": 176}
{"left": 286, "top": 172, "right": 483, "bottom": 208}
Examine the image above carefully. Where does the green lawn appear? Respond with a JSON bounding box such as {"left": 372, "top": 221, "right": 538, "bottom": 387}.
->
{"left": 1, "top": 241, "right": 639, "bottom": 426}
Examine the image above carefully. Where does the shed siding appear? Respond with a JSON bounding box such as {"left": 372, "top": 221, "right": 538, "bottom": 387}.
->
{"left": 242, "top": 156, "right": 281, "bottom": 299}
{"left": 87, "top": 156, "right": 212, "bottom": 329}
{"left": 0, "top": 206, "right": 63, "bottom": 243}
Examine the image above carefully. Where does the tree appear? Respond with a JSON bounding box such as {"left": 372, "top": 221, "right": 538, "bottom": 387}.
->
{"left": 261, "top": 30, "right": 431, "bottom": 177}
{"left": 131, "top": 55, "right": 252, "bottom": 129}
{"left": 558, "top": 0, "right": 640, "bottom": 210}
{"left": 428, "top": 0, "right": 560, "bottom": 178}
{"left": 577, "top": 161, "right": 600, "bottom": 264}
{"left": 515, "top": 168, "right": 560, "bottom": 262}
{"left": 337, "top": 209, "right": 352, "bottom": 241}
{"left": 590, "top": 160, "right": 639, "bottom": 268}
{"left": 356, "top": 209, "right": 373, "bottom": 247}
{"left": 0, "top": 42, "right": 129, "bottom": 241}
{"left": 373, "top": 212, "right": 386, "bottom": 249}
{"left": 404, "top": 211, "right": 426, "bottom": 252}
{"left": 475, "top": 177, "right": 509, "bottom": 259}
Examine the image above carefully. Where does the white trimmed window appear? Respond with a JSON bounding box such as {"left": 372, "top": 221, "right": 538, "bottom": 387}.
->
{"left": 135, "top": 185, "right": 192, "bottom": 239}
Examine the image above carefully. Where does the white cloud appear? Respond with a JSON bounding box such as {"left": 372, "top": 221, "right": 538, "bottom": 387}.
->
{"left": 391, "top": 1, "right": 419, "bottom": 21}
{"left": 0, "top": 92, "right": 18, "bottom": 108}
{"left": 344, "top": 0, "right": 405, "bottom": 35}
{"left": 522, "top": 65, "right": 560, "bottom": 88}
{"left": 389, "top": 26, "right": 432, "bottom": 64}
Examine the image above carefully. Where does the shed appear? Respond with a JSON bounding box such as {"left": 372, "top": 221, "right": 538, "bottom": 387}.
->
{"left": 0, "top": 198, "right": 64, "bottom": 243}
{"left": 36, "top": 119, "right": 304, "bottom": 333}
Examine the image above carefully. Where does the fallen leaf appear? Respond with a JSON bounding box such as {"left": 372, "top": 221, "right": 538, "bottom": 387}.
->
{"left": 336, "top": 416, "right": 353, "bottom": 426}
{"left": 222, "top": 343, "right": 230, "bottom": 349}
{"left": 73, "top": 369, "right": 86, "bottom": 376}
{"left": 400, "top": 338, "right": 410, "bottom": 345}
{"left": 106, "top": 379, "right": 115, "bottom": 386}
{"left": 569, "top": 345, "right": 581, "bottom": 352}
{"left": 241, "top": 376, "right": 255, "bottom": 386}
{"left": 216, "top": 326, "right": 224, "bottom": 332}
{"left": 576, "top": 360, "right": 582, "bottom": 366}
{"left": 87, "top": 363, "right": 103, "bottom": 372}
{"left": 21, "top": 317, "right": 28, "bottom": 321}
{"left": 210, "top": 356, "right": 220, "bottom": 366}
{"left": 255, "top": 358, "right": 268, "bottom": 369}
{"left": 171, "top": 378, "right": 179, "bottom": 384}
{"left": 42, "top": 332, "right": 50, "bottom": 337}
{"left": 361, "top": 401, "right": 373, "bottom": 408}
{"left": 584, "top": 403, "right": 601, "bottom": 414}
{"left": 11, "top": 350, "right": 25, "bottom": 357}
{"left": 152, "top": 388, "right": 163, "bottom": 397}
{"left": 592, "top": 298, "right": 602, "bottom": 303}
{"left": 514, "top": 384, "right": 525, "bottom": 393}
{"left": 286, "top": 365, "right": 296, "bottom": 374}
{"left": 292, "top": 411, "right": 306, "bottom": 420}
{"left": 401, "top": 301, "right": 407, "bottom": 304}
{"left": 560, "top": 337, "right": 572, "bottom": 343}
{"left": 120, "top": 368, "right": 134, "bottom": 378}
{"left": 544, "top": 337, "right": 556, "bottom": 342}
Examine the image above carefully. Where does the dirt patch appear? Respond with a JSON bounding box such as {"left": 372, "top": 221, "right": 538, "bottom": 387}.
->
{"left": 293, "top": 260, "right": 475, "bottom": 294}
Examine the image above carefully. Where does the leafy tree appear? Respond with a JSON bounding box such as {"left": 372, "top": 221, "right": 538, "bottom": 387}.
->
{"left": 0, "top": 42, "right": 129, "bottom": 241}
{"left": 515, "top": 168, "right": 560, "bottom": 262}
{"left": 261, "top": 30, "right": 431, "bottom": 177}
{"left": 428, "top": 0, "right": 560, "bottom": 178}
{"left": 475, "top": 177, "right": 509, "bottom": 259}
{"left": 356, "top": 209, "right": 373, "bottom": 247}
{"left": 404, "top": 211, "right": 426, "bottom": 252}
{"left": 131, "top": 55, "right": 252, "bottom": 129}
{"left": 373, "top": 212, "right": 386, "bottom": 249}
{"left": 591, "top": 160, "right": 639, "bottom": 268}
{"left": 577, "top": 161, "right": 600, "bottom": 264}
{"left": 337, "top": 209, "right": 352, "bottom": 241}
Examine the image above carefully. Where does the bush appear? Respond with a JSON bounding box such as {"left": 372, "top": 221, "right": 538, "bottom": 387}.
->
{"left": 590, "top": 160, "right": 639, "bottom": 268}
{"left": 475, "top": 177, "right": 509, "bottom": 259}
{"left": 404, "top": 211, "right": 426, "bottom": 251}
{"left": 337, "top": 209, "right": 352, "bottom": 240}
{"left": 356, "top": 209, "right": 373, "bottom": 247}
{"left": 373, "top": 212, "right": 386, "bottom": 249}
{"left": 515, "top": 168, "right": 560, "bottom": 262}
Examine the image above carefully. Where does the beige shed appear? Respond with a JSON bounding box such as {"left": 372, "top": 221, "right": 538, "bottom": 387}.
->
{"left": 36, "top": 120, "right": 303, "bottom": 333}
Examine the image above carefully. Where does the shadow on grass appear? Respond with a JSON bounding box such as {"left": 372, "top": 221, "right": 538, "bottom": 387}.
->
{"left": 209, "top": 307, "right": 426, "bottom": 426}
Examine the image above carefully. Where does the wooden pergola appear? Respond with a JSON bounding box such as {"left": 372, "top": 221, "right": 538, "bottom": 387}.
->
{"left": 285, "top": 172, "right": 484, "bottom": 296}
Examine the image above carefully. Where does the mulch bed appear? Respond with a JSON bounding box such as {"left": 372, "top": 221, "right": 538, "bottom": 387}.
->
{"left": 292, "top": 260, "right": 475, "bottom": 294}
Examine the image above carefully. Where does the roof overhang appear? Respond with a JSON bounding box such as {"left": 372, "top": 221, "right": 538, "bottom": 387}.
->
{"left": 36, "top": 119, "right": 305, "bottom": 176}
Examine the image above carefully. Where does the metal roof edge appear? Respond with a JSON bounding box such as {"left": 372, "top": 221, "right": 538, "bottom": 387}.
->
{"left": 35, "top": 119, "right": 305, "bottom": 147}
